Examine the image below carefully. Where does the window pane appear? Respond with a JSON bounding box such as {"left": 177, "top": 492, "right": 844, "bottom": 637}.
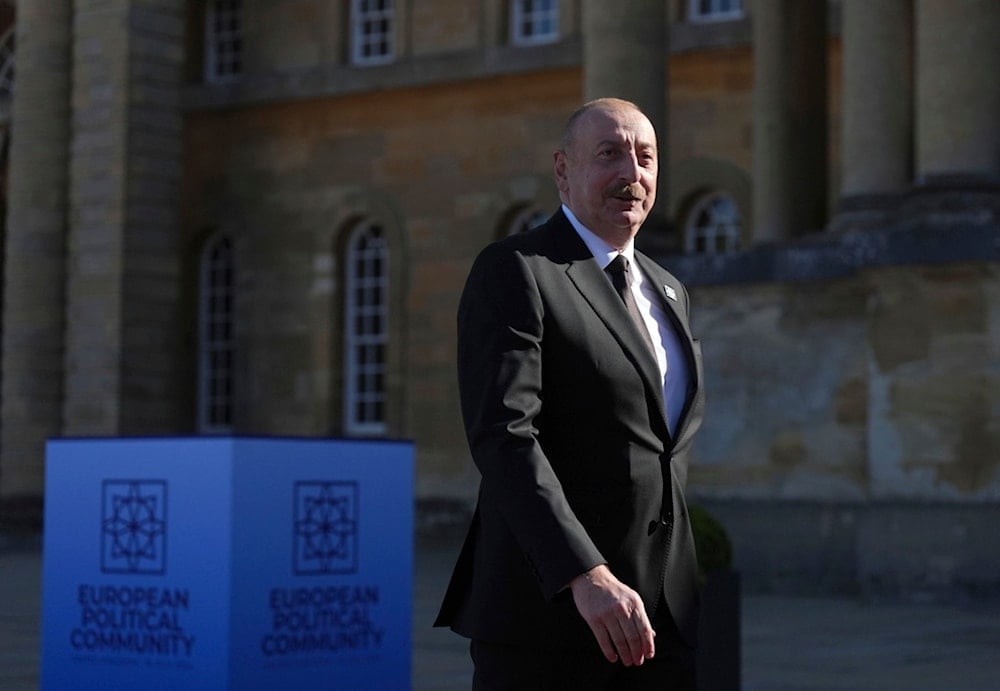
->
{"left": 690, "top": 0, "right": 743, "bottom": 22}
{"left": 512, "top": 0, "right": 560, "bottom": 46}
{"left": 343, "top": 222, "right": 389, "bottom": 435}
{"left": 206, "top": 0, "right": 243, "bottom": 82}
{"left": 507, "top": 207, "right": 548, "bottom": 236}
{"left": 684, "top": 192, "right": 742, "bottom": 255}
{"left": 199, "top": 234, "right": 236, "bottom": 431}
{"left": 352, "top": 0, "right": 394, "bottom": 65}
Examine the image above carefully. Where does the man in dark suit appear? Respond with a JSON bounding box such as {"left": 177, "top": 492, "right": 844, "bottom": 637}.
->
{"left": 436, "top": 98, "right": 705, "bottom": 690}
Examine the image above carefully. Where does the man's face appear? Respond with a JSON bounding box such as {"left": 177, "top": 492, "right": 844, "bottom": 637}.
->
{"left": 554, "top": 104, "right": 658, "bottom": 249}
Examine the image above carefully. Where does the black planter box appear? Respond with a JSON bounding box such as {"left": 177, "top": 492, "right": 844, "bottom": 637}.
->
{"left": 697, "top": 568, "right": 741, "bottom": 691}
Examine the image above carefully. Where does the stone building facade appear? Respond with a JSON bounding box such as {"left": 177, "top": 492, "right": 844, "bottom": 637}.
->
{"left": 0, "top": 0, "right": 997, "bottom": 598}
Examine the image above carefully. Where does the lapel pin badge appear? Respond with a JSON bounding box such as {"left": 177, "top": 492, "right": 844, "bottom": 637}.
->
{"left": 663, "top": 285, "right": 677, "bottom": 301}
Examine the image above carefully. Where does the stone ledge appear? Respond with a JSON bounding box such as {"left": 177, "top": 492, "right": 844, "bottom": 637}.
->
{"left": 183, "top": 39, "right": 582, "bottom": 111}
{"left": 657, "top": 220, "right": 1000, "bottom": 287}
{"left": 670, "top": 17, "right": 752, "bottom": 54}
{"left": 691, "top": 496, "right": 1000, "bottom": 603}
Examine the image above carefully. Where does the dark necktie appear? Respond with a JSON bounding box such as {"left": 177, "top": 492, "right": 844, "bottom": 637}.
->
{"left": 605, "top": 255, "right": 657, "bottom": 357}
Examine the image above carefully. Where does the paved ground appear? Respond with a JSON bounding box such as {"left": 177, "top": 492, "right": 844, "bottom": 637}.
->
{"left": 4, "top": 532, "right": 1000, "bottom": 690}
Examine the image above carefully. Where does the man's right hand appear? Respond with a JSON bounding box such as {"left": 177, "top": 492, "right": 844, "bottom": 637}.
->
{"left": 568, "top": 564, "right": 656, "bottom": 666}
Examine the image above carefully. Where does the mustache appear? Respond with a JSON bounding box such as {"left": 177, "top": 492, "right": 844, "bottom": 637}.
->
{"left": 605, "top": 183, "right": 646, "bottom": 201}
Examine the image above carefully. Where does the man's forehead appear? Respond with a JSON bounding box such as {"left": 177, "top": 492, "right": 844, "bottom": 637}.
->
{"left": 577, "top": 107, "right": 656, "bottom": 145}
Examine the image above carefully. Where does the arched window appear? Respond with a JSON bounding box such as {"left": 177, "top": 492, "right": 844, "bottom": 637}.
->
{"left": 198, "top": 233, "right": 236, "bottom": 432}
{"left": 684, "top": 191, "right": 742, "bottom": 254}
{"left": 507, "top": 205, "right": 548, "bottom": 235}
{"left": 344, "top": 221, "right": 388, "bottom": 436}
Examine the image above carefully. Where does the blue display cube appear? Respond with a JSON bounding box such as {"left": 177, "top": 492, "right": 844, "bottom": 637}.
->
{"left": 41, "top": 436, "right": 414, "bottom": 690}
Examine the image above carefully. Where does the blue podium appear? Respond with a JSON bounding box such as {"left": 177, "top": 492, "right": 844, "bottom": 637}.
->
{"left": 41, "top": 437, "right": 414, "bottom": 690}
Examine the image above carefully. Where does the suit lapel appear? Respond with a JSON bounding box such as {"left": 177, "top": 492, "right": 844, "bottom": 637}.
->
{"left": 634, "top": 253, "right": 693, "bottom": 341}
{"left": 548, "top": 215, "right": 672, "bottom": 441}
{"left": 634, "top": 252, "right": 702, "bottom": 444}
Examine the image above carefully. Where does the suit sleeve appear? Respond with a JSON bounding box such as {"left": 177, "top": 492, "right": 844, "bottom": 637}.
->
{"left": 457, "top": 243, "right": 605, "bottom": 600}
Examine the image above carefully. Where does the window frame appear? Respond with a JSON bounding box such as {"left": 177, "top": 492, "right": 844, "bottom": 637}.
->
{"left": 204, "top": 0, "right": 243, "bottom": 83}
{"left": 510, "top": 0, "right": 560, "bottom": 47}
{"left": 507, "top": 205, "right": 548, "bottom": 236}
{"left": 351, "top": 0, "right": 395, "bottom": 67}
{"left": 343, "top": 220, "right": 389, "bottom": 437}
{"left": 197, "top": 232, "right": 236, "bottom": 433}
{"left": 683, "top": 191, "right": 742, "bottom": 255}
{"left": 687, "top": 0, "right": 744, "bottom": 24}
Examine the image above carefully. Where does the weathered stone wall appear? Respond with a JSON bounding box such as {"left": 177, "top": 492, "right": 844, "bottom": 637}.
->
{"left": 688, "top": 276, "right": 870, "bottom": 498}
{"left": 867, "top": 264, "right": 999, "bottom": 499}
{"left": 686, "top": 260, "right": 1000, "bottom": 597}
{"left": 687, "top": 261, "right": 999, "bottom": 500}
{"left": 694, "top": 499, "right": 1000, "bottom": 600}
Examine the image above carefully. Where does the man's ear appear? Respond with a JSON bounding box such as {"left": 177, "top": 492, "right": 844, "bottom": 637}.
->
{"left": 553, "top": 150, "right": 569, "bottom": 192}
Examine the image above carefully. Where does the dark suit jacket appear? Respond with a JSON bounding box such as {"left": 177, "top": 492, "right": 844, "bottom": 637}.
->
{"left": 435, "top": 208, "right": 705, "bottom": 651}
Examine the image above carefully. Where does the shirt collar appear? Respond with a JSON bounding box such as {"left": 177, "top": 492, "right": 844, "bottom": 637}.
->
{"left": 562, "top": 204, "right": 635, "bottom": 269}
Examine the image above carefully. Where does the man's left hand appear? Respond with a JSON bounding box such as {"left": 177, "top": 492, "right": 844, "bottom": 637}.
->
{"left": 568, "top": 564, "right": 656, "bottom": 666}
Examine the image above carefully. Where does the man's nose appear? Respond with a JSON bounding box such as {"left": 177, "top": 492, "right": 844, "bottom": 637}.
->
{"left": 619, "top": 150, "right": 642, "bottom": 181}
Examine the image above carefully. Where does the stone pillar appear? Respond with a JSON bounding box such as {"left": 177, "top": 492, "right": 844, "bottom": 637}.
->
{"left": 840, "top": 0, "right": 913, "bottom": 202}
{"left": 752, "top": 0, "right": 828, "bottom": 242}
{"left": 581, "top": 0, "right": 668, "bottom": 238}
{"left": 0, "top": 2, "right": 72, "bottom": 501}
{"left": 480, "top": 0, "right": 504, "bottom": 46}
{"left": 63, "top": 0, "right": 186, "bottom": 435}
{"left": 915, "top": 0, "right": 1000, "bottom": 182}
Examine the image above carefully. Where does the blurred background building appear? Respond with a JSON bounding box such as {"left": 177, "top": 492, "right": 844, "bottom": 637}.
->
{"left": 0, "top": 0, "right": 997, "bottom": 599}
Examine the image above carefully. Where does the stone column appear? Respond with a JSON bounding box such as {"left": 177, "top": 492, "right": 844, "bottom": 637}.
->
{"left": 752, "top": 0, "right": 828, "bottom": 242}
{"left": 840, "top": 0, "right": 913, "bottom": 202}
{"left": 480, "top": 0, "right": 504, "bottom": 46}
{"left": 0, "top": 2, "right": 72, "bottom": 502}
{"left": 63, "top": 0, "right": 186, "bottom": 435}
{"left": 915, "top": 0, "right": 1000, "bottom": 182}
{"left": 581, "top": 0, "right": 668, "bottom": 238}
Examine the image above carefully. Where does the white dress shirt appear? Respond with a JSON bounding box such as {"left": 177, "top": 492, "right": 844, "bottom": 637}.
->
{"left": 562, "top": 205, "right": 691, "bottom": 435}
